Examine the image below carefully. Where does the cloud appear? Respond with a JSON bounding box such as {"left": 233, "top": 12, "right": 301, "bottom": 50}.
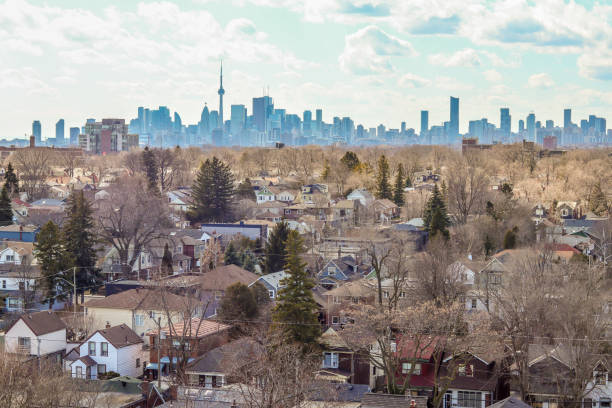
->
{"left": 410, "top": 15, "right": 461, "bottom": 35}
{"left": 341, "top": 2, "right": 390, "bottom": 17}
{"left": 428, "top": 48, "right": 481, "bottom": 67}
{"left": 339, "top": 25, "right": 416, "bottom": 75}
{"left": 578, "top": 49, "right": 612, "bottom": 81}
{"left": 527, "top": 73, "right": 555, "bottom": 89}
{"left": 398, "top": 73, "right": 431, "bottom": 88}
{"left": 0, "top": 67, "right": 54, "bottom": 95}
{"left": 483, "top": 69, "right": 502, "bottom": 82}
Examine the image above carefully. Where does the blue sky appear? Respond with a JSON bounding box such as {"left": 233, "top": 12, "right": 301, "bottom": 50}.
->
{"left": 0, "top": 0, "right": 611, "bottom": 138}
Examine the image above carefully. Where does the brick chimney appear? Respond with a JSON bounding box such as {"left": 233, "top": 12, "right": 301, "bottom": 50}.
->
{"left": 105, "top": 321, "right": 111, "bottom": 329}
{"left": 19, "top": 225, "right": 23, "bottom": 241}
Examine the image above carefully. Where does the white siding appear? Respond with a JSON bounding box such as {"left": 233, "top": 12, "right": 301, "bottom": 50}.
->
{"left": 4, "top": 319, "right": 36, "bottom": 354}
{"left": 4, "top": 319, "right": 66, "bottom": 356}
{"left": 38, "top": 328, "right": 67, "bottom": 355}
{"left": 116, "top": 344, "right": 146, "bottom": 377}
{"left": 78, "top": 332, "right": 119, "bottom": 373}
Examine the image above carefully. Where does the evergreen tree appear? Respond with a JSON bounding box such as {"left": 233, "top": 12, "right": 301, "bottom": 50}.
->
{"left": 188, "top": 157, "right": 235, "bottom": 223}
{"left": 161, "top": 243, "right": 173, "bottom": 275}
{"left": 392, "top": 164, "right": 405, "bottom": 207}
{"left": 589, "top": 182, "right": 608, "bottom": 216}
{"left": 503, "top": 227, "right": 518, "bottom": 249}
{"left": 34, "top": 221, "right": 71, "bottom": 308}
{"left": 224, "top": 241, "right": 240, "bottom": 266}
{"left": 264, "top": 221, "right": 290, "bottom": 273}
{"left": 375, "top": 155, "right": 392, "bottom": 200}
{"left": 272, "top": 230, "right": 320, "bottom": 345}
{"left": 4, "top": 163, "right": 18, "bottom": 196}
{"left": 423, "top": 184, "right": 450, "bottom": 239}
{"left": 321, "top": 161, "right": 331, "bottom": 181}
{"left": 0, "top": 185, "right": 13, "bottom": 226}
{"left": 405, "top": 175, "right": 412, "bottom": 188}
{"left": 235, "top": 178, "right": 256, "bottom": 201}
{"left": 340, "top": 151, "right": 360, "bottom": 171}
{"left": 218, "top": 282, "right": 258, "bottom": 322}
{"left": 484, "top": 234, "right": 495, "bottom": 258}
{"left": 141, "top": 147, "right": 158, "bottom": 192}
{"left": 63, "top": 191, "right": 99, "bottom": 295}
{"left": 440, "top": 180, "right": 448, "bottom": 203}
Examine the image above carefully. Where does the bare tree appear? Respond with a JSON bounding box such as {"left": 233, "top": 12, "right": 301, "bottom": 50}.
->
{"left": 96, "top": 177, "right": 170, "bottom": 277}
{"left": 12, "top": 148, "right": 52, "bottom": 200}
{"left": 154, "top": 148, "right": 177, "bottom": 192}
{"left": 446, "top": 158, "right": 489, "bottom": 224}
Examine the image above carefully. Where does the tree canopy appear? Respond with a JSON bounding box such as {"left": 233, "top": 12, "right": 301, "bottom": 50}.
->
{"left": 188, "top": 157, "right": 235, "bottom": 223}
{"left": 423, "top": 184, "right": 450, "bottom": 239}
{"left": 375, "top": 154, "right": 392, "bottom": 200}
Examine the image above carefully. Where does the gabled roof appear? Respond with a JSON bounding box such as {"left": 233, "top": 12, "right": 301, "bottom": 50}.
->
{"left": 85, "top": 324, "right": 143, "bottom": 349}
{"left": 325, "top": 279, "right": 374, "bottom": 298}
{"left": 186, "top": 337, "right": 262, "bottom": 375}
{"left": 199, "top": 264, "right": 259, "bottom": 291}
{"left": 487, "top": 396, "right": 532, "bottom": 408}
{"left": 257, "top": 271, "right": 289, "bottom": 289}
{"left": 8, "top": 310, "right": 66, "bottom": 336}
{"left": 320, "top": 327, "right": 350, "bottom": 350}
{"left": 155, "top": 318, "right": 230, "bottom": 339}
{"left": 75, "top": 355, "right": 97, "bottom": 367}
{"left": 83, "top": 288, "right": 189, "bottom": 311}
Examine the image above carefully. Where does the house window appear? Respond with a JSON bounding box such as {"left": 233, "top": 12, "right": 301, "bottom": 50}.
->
{"left": 327, "top": 266, "right": 335, "bottom": 275}
{"left": 8, "top": 298, "right": 19, "bottom": 308}
{"left": 600, "top": 399, "right": 611, "bottom": 408}
{"left": 383, "top": 291, "right": 389, "bottom": 298}
{"left": 134, "top": 314, "right": 145, "bottom": 326}
{"left": 457, "top": 391, "right": 482, "bottom": 408}
{"left": 97, "top": 364, "right": 106, "bottom": 376}
{"left": 323, "top": 352, "right": 339, "bottom": 368}
{"left": 88, "top": 342, "right": 96, "bottom": 356}
{"left": 1, "top": 280, "right": 5, "bottom": 289}
{"left": 101, "top": 342, "right": 108, "bottom": 357}
{"left": 458, "top": 364, "right": 474, "bottom": 377}
{"left": 5, "top": 255, "right": 14, "bottom": 262}
{"left": 332, "top": 316, "right": 339, "bottom": 324}
{"left": 268, "top": 290, "right": 275, "bottom": 299}
{"left": 399, "top": 292, "right": 406, "bottom": 298}
{"left": 402, "top": 362, "right": 422, "bottom": 375}
{"left": 372, "top": 366, "right": 377, "bottom": 375}
{"left": 471, "top": 299, "right": 477, "bottom": 309}
{"left": 17, "top": 337, "right": 30, "bottom": 352}
{"left": 136, "top": 358, "right": 140, "bottom": 368}
{"left": 76, "top": 366, "right": 83, "bottom": 378}
{"left": 595, "top": 371, "right": 608, "bottom": 385}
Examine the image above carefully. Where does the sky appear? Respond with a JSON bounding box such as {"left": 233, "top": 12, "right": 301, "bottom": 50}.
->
{"left": 1, "top": 0, "right": 611, "bottom": 139}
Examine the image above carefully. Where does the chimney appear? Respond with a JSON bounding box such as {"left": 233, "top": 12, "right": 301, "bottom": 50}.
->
{"left": 19, "top": 225, "right": 23, "bottom": 241}
{"left": 29, "top": 135, "right": 35, "bottom": 148}
{"left": 105, "top": 321, "right": 111, "bottom": 329}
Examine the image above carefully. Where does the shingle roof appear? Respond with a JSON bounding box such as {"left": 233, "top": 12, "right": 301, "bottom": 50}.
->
{"left": 361, "top": 393, "right": 428, "bottom": 408}
{"left": 9, "top": 310, "right": 66, "bottom": 336}
{"left": 77, "top": 355, "right": 97, "bottom": 367}
{"left": 199, "top": 265, "right": 259, "bottom": 291}
{"left": 91, "top": 324, "right": 143, "bottom": 349}
{"left": 156, "top": 318, "right": 230, "bottom": 338}
{"left": 186, "top": 337, "right": 262, "bottom": 374}
{"left": 488, "top": 396, "right": 532, "bottom": 408}
{"left": 258, "top": 271, "right": 289, "bottom": 289}
{"left": 83, "top": 288, "right": 189, "bottom": 311}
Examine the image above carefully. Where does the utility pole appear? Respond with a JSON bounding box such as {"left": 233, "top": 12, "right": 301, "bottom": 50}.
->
{"left": 158, "top": 316, "right": 162, "bottom": 390}
{"left": 73, "top": 267, "right": 76, "bottom": 314}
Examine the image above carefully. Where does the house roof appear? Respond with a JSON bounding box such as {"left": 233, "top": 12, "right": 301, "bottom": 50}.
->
{"left": 8, "top": 310, "right": 66, "bottom": 336}
{"left": 83, "top": 288, "right": 189, "bottom": 311}
{"left": 155, "top": 318, "right": 231, "bottom": 338}
{"left": 373, "top": 199, "right": 398, "bottom": 210}
{"left": 395, "top": 335, "right": 440, "bottom": 361}
{"left": 320, "top": 327, "right": 350, "bottom": 350}
{"left": 487, "top": 396, "right": 532, "bottom": 408}
{"left": 0, "top": 224, "right": 38, "bottom": 233}
{"left": 186, "top": 337, "right": 262, "bottom": 375}
{"left": 545, "top": 243, "right": 581, "bottom": 254}
{"left": 325, "top": 279, "right": 374, "bottom": 298}
{"left": 334, "top": 200, "right": 355, "bottom": 209}
{"left": 199, "top": 264, "right": 259, "bottom": 291}
{"left": 76, "top": 355, "right": 97, "bottom": 367}
{"left": 258, "top": 271, "right": 289, "bottom": 289}
{"left": 361, "top": 393, "right": 428, "bottom": 408}
{"left": 87, "top": 324, "right": 143, "bottom": 349}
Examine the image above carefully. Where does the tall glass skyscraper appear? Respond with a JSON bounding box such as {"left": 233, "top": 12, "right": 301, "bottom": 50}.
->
{"left": 500, "top": 108, "right": 511, "bottom": 137}
{"left": 56, "top": 119, "right": 65, "bottom": 145}
{"left": 420, "top": 110, "right": 429, "bottom": 136}
{"left": 450, "top": 97, "right": 459, "bottom": 139}
{"left": 563, "top": 109, "right": 571, "bottom": 129}
{"left": 526, "top": 113, "right": 536, "bottom": 141}
{"left": 32, "top": 120, "right": 41, "bottom": 145}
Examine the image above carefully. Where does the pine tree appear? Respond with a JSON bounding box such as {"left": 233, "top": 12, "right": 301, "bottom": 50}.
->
{"left": 589, "top": 182, "right": 608, "bottom": 216}
{"left": 188, "top": 157, "right": 235, "bottom": 223}
{"left": 272, "top": 230, "right": 320, "bottom": 345}
{"left": 34, "top": 221, "right": 71, "bottom": 308}
{"left": 63, "top": 191, "right": 98, "bottom": 295}
{"left": 4, "top": 163, "right": 18, "bottom": 197}
{"left": 503, "top": 227, "right": 518, "bottom": 249}
{"left": 0, "top": 184, "right": 13, "bottom": 226}
{"left": 423, "top": 184, "right": 450, "bottom": 239}
{"left": 375, "top": 155, "right": 392, "bottom": 200}
{"left": 235, "top": 178, "right": 256, "bottom": 201}
{"left": 141, "top": 147, "right": 158, "bottom": 192}
{"left": 264, "top": 221, "right": 290, "bottom": 273}
{"left": 393, "top": 164, "right": 405, "bottom": 207}
{"left": 224, "top": 241, "right": 240, "bottom": 266}
{"left": 340, "top": 151, "right": 360, "bottom": 171}
{"left": 161, "top": 243, "right": 173, "bottom": 275}
{"left": 405, "top": 175, "right": 412, "bottom": 188}
{"left": 484, "top": 234, "right": 495, "bottom": 258}
{"left": 218, "top": 282, "right": 258, "bottom": 322}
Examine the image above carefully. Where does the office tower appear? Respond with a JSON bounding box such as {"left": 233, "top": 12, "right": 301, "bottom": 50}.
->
{"left": 526, "top": 113, "right": 536, "bottom": 141}
{"left": 32, "top": 120, "right": 41, "bottom": 144}
{"left": 303, "top": 110, "right": 312, "bottom": 136}
{"left": 595, "top": 117, "right": 606, "bottom": 134}
{"left": 137, "top": 107, "right": 145, "bottom": 133}
{"left": 332, "top": 117, "right": 341, "bottom": 137}
{"left": 341, "top": 117, "right": 354, "bottom": 142}
{"left": 519, "top": 119, "right": 525, "bottom": 133}
{"left": 209, "top": 111, "right": 219, "bottom": 130}
{"left": 200, "top": 103, "right": 210, "bottom": 135}
{"left": 500, "top": 108, "right": 511, "bottom": 137}
{"left": 420, "top": 110, "right": 429, "bottom": 135}
{"left": 315, "top": 109, "right": 322, "bottom": 133}
{"left": 564, "top": 109, "right": 571, "bottom": 128}
{"left": 545, "top": 120, "right": 554, "bottom": 129}
{"left": 174, "top": 112, "right": 182, "bottom": 133}
{"left": 252, "top": 96, "right": 273, "bottom": 132}
{"left": 217, "top": 61, "right": 224, "bottom": 132}
{"left": 580, "top": 119, "right": 589, "bottom": 133}
{"left": 401, "top": 122, "right": 406, "bottom": 134}
{"left": 450, "top": 96, "right": 459, "bottom": 139}
{"left": 377, "top": 124, "right": 386, "bottom": 139}
{"left": 230, "top": 104, "right": 247, "bottom": 136}
{"left": 356, "top": 124, "right": 365, "bottom": 139}
{"left": 536, "top": 121, "right": 541, "bottom": 129}
{"left": 55, "top": 119, "right": 65, "bottom": 145}
{"left": 69, "top": 127, "right": 79, "bottom": 145}
{"left": 589, "top": 115, "right": 596, "bottom": 130}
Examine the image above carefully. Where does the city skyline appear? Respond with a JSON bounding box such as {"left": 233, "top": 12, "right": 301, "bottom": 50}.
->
{"left": 1, "top": 0, "right": 611, "bottom": 138}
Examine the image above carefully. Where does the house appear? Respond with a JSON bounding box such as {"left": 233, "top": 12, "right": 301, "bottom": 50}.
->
{"left": 545, "top": 243, "right": 581, "bottom": 263}
{"left": 269, "top": 186, "right": 296, "bottom": 203}
{"left": 0, "top": 225, "right": 39, "bottom": 242}
{"left": 70, "top": 324, "right": 146, "bottom": 379}
{"left": 317, "top": 327, "right": 371, "bottom": 385}
{"left": 324, "top": 279, "right": 376, "bottom": 326}
{"left": 253, "top": 185, "right": 276, "bottom": 203}
{"left": 4, "top": 310, "right": 67, "bottom": 359}
{"left": 347, "top": 189, "right": 374, "bottom": 207}
{"left": 318, "top": 255, "right": 372, "bottom": 288}
{"left": 253, "top": 200, "right": 288, "bottom": 218}
{"left": 201, "top": 222, "right": 268, "bottom": 244}
{"left": 198, "top": 264, "right": 259, "bottom": 307}
{"left": 250, "top": 270, "right": 289, "bottom": 299}
{"left": 372, "top": 199, "right": 400, "bottom": 222}
{"left": 439, "top": 353, "right": 498, "bottom": 408}
{"left": 300, "top": 184, "right": 330, "bottom": 204}
{"left": 0, "top": 241, "right": 36, "bottom": 265}
{"left": 0, "top": 263, "right": 42, "bottom": 312}
{"left": 332, "top": 200, "right": 358, "bottom": 224}
{"left": 99, "top": 245, "right": 155, "bottom": 281}
{"left": 83, "top": 288, "right": 195, "bottom": 342}
{"left": 361, "top": 393, "right": 428, "bottom": 408}
{"left": 185, "top": 337, "right": 262, "bottom": 388}
{"left": 167, "top": 189, "right": 191, "bottom": 213}
{"left": 145, "top": 318, "right": 231, "bottom": 379}
{"left": 556, "top": 201, "right": 580, "bottom": 219}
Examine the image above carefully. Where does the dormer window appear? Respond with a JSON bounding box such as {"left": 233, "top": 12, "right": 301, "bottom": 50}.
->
{"left": 594, "top": 370, "right": 608, "bottom": 385}
{"left": 458, "top": 364, "right": 474, "bottom": 377}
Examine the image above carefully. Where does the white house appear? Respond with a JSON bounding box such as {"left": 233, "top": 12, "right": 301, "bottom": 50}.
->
{"left": 167, "top": 190, "right": 191, "bottom": 213}
{"left": 4, "top": 310, "right": 67, "bottom": 357}
{"left": 0, "top": 242, "right": 36, "bottom": 265}
{"left": 70, "top": 324, "right": 146, "bottom": 379}
{"left": 254, "top": 186, "right": 275, "bottom": 203}
{"left": 249, "top": 271, "right": 289, "bottom": 299}
{"left": 347, "top": 189, "right": 374, "bottom": 207}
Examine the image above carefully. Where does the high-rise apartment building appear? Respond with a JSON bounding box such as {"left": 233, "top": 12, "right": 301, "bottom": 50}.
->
{"left": 79, "top": 119, "right": 138, "bottom": 154}
{"left": 420, "top": 110, "right": 429, "bottom": 136}
{"left": 252, "top": 96, "right": 273, "bottom": 132}
{"left": 500, "top": 108, "right": 511, "bottom": 137}
{"left": 69, "top": 127, "right": 80, "bottom": 145}
{"left": 449, "top": 97, "right": 459, "bottom": 139}
{"left": 56, "top": 119, "right": 65, "bottom": 145}
{"left": 230, "top": 104, "right": 247, "bottom": 136}
{"left": 526, "top": 113, "right": 536, "bottom": 141}
{"left": 303, "top": 110, "right": 312, "bottom": 137}
{"left": 32, "top": 120, "right": 41, "bottom": 145}
{"left": 315, "top": 109, "right": 322, "bottom": 133}
{"left": 564, "top": 109, "right": 571, "bottom": 129}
